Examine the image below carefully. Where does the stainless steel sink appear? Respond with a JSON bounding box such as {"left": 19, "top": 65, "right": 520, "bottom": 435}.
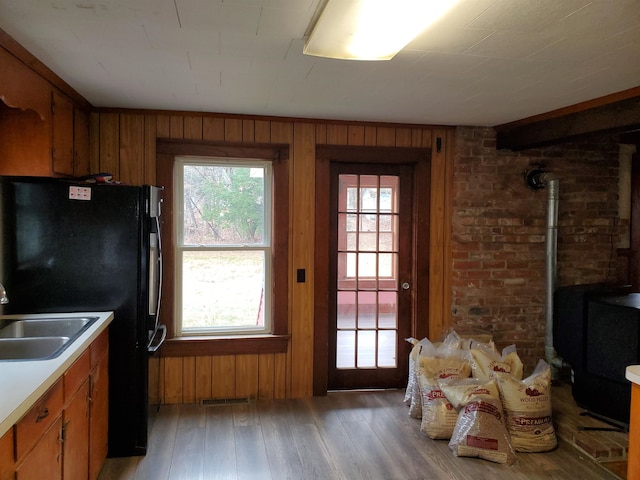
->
{"left": 0, "top": 316, "right": 99, "bottom": 361}
{"left": 0, "top": 317, "right": 97, "bottom": 338}
{"left": 0, "top": 337, "right": 70, "bottom": 360}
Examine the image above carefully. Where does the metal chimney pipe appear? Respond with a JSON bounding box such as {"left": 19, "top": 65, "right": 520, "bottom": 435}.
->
{"left": 525, "top": 168, "right": 567, "bottom": 377}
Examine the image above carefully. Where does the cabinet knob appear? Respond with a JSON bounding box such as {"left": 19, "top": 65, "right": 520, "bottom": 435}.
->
{"left": 35, "top": 407, "right": 49, "bottom": 423}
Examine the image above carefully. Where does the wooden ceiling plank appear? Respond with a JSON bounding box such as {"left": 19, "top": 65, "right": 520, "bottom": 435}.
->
{"left": 496, "top": 95, "right": 640, "bottom": 151}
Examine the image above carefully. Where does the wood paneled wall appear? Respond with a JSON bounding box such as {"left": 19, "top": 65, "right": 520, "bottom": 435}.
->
{"left": 90, "top": 110, "right": 454, "bottom": 404}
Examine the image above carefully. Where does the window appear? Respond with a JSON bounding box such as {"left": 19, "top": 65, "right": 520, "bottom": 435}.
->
{"left": 174, "top": 157, "right": 272, "bottom": 336}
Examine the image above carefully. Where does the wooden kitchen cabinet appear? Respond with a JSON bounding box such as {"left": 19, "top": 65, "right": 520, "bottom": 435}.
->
{"left": 51, "top": 90, "right": 74, "bottom": 176}
{"left": 14, "top": 379, "right": 64, "bottom": 480}
{"left": 63, "top": 380, "right": 90, "bottom": 480}
{"left": 0, "top": 47, "right": 90, "bottom": 178}
{"left": 89, "top": 330, "right": 109, "bottom": 480}
{"left": 63, "top": 350, "right": 91, "bottom": 480}
{"left": 15, "top": 379, "right": 63, "bottom": 461}
{"left": 16, "top": 417, "right": 63, "bottom": 480}
{"left": 73, "top": 107, "right": 91, "bottom": 177}
{"left": 5, "top": 328, "right": 110, "bottom": 480}
{"left": 0, "top": 428, "right": 14, "bottom": 480}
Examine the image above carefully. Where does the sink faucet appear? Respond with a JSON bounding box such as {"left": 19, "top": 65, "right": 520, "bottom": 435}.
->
{"left": 0, "top": 283, "right": 8, "bottom": 304}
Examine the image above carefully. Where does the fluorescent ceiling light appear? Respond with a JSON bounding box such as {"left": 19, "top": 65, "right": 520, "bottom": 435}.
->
{"left": 304, "top": 0, "right": 458, "bottom": 61}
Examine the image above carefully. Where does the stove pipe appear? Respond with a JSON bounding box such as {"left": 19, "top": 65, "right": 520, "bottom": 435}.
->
{"left": 525, "top": 168, "right": 568, "bottom": 377}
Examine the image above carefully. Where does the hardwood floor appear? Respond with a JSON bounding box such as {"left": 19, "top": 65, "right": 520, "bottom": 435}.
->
{"left": 98, "top": 389, "right": 619, "bottom": 480}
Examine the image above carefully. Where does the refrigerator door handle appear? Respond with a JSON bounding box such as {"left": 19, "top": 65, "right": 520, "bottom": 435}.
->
{"left": 147, "top": 324, "right": 166, "bottom": 353}
{"left": 155, "top": 214, "right": 163, "bottom": 319}
{"left": 147, "top": 214, "right": 165, "bottom": 352}
{"left": 148, "top": 231, "right": 160, "bottom": 318}
{"left": 148, "top": 214, "right": 163, "bottom": 320}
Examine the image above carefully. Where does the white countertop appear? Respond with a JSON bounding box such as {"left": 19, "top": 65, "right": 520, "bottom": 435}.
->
{"left": 0, "top": 311, "right": 113, "bottom": 438}
{"left": 627, "top": 365, "right": 640, "bottom": 386}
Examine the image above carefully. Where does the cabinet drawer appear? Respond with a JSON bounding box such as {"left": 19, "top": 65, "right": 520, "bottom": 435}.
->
{"left": 64, "top": 349, "right": 90, "bottom": 403}
{"left": 90, "top": 329, "right": 109, "bottom": 368}
{"left": 15, "top": 379, "right": 63, "bottom": 461}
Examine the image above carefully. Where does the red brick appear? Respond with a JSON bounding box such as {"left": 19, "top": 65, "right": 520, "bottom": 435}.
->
{"left": 451, "top": 127, "right": 625, "bottom": 371}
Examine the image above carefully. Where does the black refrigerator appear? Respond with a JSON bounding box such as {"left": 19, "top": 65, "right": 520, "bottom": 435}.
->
{"left": 0, "top": 175, "right": 165, "bottom": 457}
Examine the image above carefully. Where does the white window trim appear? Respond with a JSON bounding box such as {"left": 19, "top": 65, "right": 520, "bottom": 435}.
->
{"left": 174, "top": 156, "right": 273, "bottom": 336}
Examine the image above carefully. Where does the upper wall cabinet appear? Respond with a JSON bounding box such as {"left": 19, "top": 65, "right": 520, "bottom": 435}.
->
{"left": 0, "top": 47, "right": 90, "bottom": 177}
{"left": 51, "top": 90, "right": 74, "bottom": 176}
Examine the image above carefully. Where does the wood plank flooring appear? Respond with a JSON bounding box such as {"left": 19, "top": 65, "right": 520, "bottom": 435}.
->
{"left": 98, "top": 389, "right": 620, "bottom": 480}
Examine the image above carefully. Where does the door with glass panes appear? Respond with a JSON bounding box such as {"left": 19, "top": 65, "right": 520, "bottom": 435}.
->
{"left": 328, "top": 162, "right": 414, "bottom": 389}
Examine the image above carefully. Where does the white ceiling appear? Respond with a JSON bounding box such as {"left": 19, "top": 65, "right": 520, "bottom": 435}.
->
{"left": 0, "top": 0, "right": 638, "bottom": 127}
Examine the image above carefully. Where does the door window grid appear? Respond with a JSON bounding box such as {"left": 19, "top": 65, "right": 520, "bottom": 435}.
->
{"left": 336, "top": 174, "right": 399, "bottom": 369}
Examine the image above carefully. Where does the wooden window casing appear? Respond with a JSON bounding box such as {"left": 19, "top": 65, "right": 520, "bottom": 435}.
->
{"left": 156, "top": 139, "right": 290, "bottom": 356}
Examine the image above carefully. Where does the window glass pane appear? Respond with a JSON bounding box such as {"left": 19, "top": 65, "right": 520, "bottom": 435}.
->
{"left": 360, "top": 187, "right": 378, "bottom": 214}
{"left": 183, "top": 164, "right": 265, "bottom": 246}
{"left": 378, "top": 252, "right": 395, "bottom": 278}
{"left": 338, "top": 213, "right": 358, "bottom": 250}
{"left": 378, "top": 330, "right": 397, "bottom": 367}
{"left": 358, "top": 232, "right": 377, "bottom": 252}
{"left": 336, "top": 330, "right": 355, "bottom": 368}
{"left": 345, "top": 252, "right": 357, "bottom": 278}
{"left": 379, "top": 187, "right": 393, "bottom": 213}
{"left": 357, "top": 291, "right": 377, "bottom": 328}
{"left": 337, "top": 291, "right": 356, "bottom": 329}
{"left": 357, "top": 330, "right": 376, "bottom": 367}
{"left": 380, "top": 176, "right": 399, "bottom": 213}
{"left": 339, "top": 178, "right": 358, "bottom": 212}
{"left": 176, "top": 157, "right": 272, "bottom": 336}
{"left": 357, "top": 252, "right": 377, "bottom": 277}
{"left": 181, "top": 250, "right": 265, "bottom": 331}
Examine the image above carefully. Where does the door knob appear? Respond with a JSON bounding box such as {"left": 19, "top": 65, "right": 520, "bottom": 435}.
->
{"left": 402, "top": 282, "right": 410, "bottom": 290}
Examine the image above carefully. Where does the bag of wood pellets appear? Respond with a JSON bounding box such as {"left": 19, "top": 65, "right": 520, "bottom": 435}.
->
{"left": 408, "top": 333, "right": 466, "bottom": 418}
{"left": 407, "top": 338, "right": 434, "bottom": 416}
{"left": 418, "top": 373, "right": 461, "bottom": 439}
{"left": 456, "top": 330, "right": 494, "bottom": 351}
{"left": 417, "top": 347, "right": 471, "bottom": 438}
{"left": 494, "top": 359, "right": 557, "bottom": 452}
{"left": 470, "top": 341, "right": 523, "bottom": 380}
{"left": 404, "top": 337, "right": 423, "bottom": 405}
{"left": 440, "top": 377, "right": 516, "bottom": 465}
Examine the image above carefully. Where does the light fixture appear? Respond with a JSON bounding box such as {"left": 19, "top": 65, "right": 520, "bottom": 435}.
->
{"left": 304, "top": 0, "right": 458, "bottom": 61}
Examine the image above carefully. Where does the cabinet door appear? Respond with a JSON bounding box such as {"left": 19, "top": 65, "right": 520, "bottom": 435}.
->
{"left": 51, "top": 90, "right": 74, "bottom": 176}
{"left": 89, "top": 354, "right": 109, "bottom": 480}
{"left": 0, "top": 428, "right": 14, "bottom": 480}
{"left": 73, "top": 107, "right": 90, "bottom": 177}
{"left": 63, "top": 379, "right": 90, "bottom": 480}
{"left": 15, "top": 417, "right": 62, "bottom": 480}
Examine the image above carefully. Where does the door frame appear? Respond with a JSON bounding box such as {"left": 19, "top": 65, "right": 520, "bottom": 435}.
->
{"left": 313, "top": 144, "right": 433, "bottom": 395}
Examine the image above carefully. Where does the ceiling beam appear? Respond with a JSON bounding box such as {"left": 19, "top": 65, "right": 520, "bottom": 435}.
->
{"left": 495, "top": 88, "right": 640, "bottom": 151}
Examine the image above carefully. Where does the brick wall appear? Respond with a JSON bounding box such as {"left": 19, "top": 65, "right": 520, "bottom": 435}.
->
{"left": 451, "top": 126, "right": 627, "bottom": 372}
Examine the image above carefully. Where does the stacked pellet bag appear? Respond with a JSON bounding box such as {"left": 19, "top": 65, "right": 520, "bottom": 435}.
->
{"left": 415, "top": 338, "right": 472, "bottom": 439}
{"left": 469, "top": 341, "right": 524, "bottom": 381}
{"left": 404, "top": 337, "right": 426, "bottom": 407}
{"left": 440, "top": 377, "right": 517, "bottom": 465}
{"left": 494, "top": 359, "right": 557, "bottom": 452}
{"left": 406, "top": 332, "right": 462, "bottom": 418}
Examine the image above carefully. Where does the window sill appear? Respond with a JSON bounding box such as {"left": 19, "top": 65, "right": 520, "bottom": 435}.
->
{"left": 156, "top": 334, "right": 290, "bottom": 357}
